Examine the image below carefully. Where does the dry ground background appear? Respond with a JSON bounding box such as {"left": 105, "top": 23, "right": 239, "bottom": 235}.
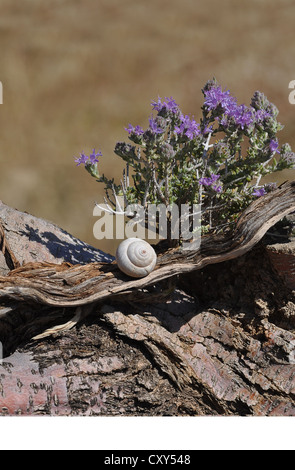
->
{"left": 0, "top": 0, "right": 295, "bottom": 256}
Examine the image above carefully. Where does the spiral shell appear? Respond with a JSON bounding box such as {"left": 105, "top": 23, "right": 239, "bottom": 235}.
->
{"left": 115, "top": 238, "right": 157, "bottom": 278}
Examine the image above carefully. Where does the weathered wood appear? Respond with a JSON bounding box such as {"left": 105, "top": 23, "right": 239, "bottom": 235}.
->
{"left": 0, "top": 291, "right": 213, "bottom": 416}
{"left": 0, "top": 181, "right": 294, "bottom": 308}
{"left": 1, "top": 273, "right": 295, "bottom": 416}
{"left": 0, "top": 182, "right": 295, "bottom": 416}
{"left": 0, "top": 199, "right": 114, "bottom": 276}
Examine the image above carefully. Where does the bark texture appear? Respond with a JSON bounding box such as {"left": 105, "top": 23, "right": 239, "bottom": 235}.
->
{"left": 0, "top": 185, "right": 295, "bottom": 416}
{"left": 0, "top": 199, "right": 114, "bottom": 276}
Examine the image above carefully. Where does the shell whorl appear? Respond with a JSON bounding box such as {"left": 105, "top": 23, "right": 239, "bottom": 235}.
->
{"left": 115, "top": 238, "right": 157, "bottom": 278}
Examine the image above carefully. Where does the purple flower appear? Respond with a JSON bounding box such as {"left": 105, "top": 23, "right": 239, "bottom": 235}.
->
{"left": 269, "top": 139, "right": 280, "bottom": 154}
{"left": 89, "top": 149, "right": 102, "bottom": 164}
{"left": 151, "top": 97, "right": 163, "bottom": 112}
{"left": 151, "top": 96, "right": 179, "bottom": 113}
{"left": 75, "top": 149, "right": 102, "bottom": 166}
{"left": 164, "top": 96, "right": 179, "bottom": 113}
{"left": 203, "top": 85, "right": 237, "bottom": 113}
{"left": 230, "top": 104, "right": 254, "bottom": 130}
{"left": 75, "top": 152, "right": 89, "bottom": 166}
{"left": 209, "top": 174, "right": 220, "bottom": 183}
{"left": 199, "top": 174, "right": 222, "bottom": 192}
{"left": 204, "top": 85, "right": 255, "bottom": 131}
{"left": 148, "top": 116, "right": 164, "bottom": 134}
{"left": 174, "top": 114, "right": 200, "bottom": 139}
{"left": 255, "top": 109, "right": 271, "bottom": 123}
{"left": 202, "top": 124, "right": 214, "bottom": 135}
{"left": 217, "top": 115, "right": 229, "bottom": 128}
{"left": 125, "top": 124, "right": 144, "bottom": 136}
{"left": 253, "top": 187, "right": 267, "bottom": 197}
{"left": 199, "top": 176, "right": 212, "bottom": 186}
{"left": 185, "top": 119, "right": 200, "bottom": 139}
{"left": 213, "top": 185, "right": 222, "bottom": 193}
{"left": 174, "top": 114, "right": 189, "bottom": 134}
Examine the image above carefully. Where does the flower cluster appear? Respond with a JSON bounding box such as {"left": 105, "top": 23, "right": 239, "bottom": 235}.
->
{"left": 203, "top": 84, "right": 276, "bottom": 133}
{"left": 75, "top": 149, "right": 101, "bottom": 166}
{"left": 203, "top": 85, "right": 237, "bottom": 114}
{"left": 125, "top": 124, "right": 144, "bottom": 136}
{"left": 151, "top": 96, "right": 179, "bottom": 113}
{"left": 75, "top": 79, "right": 295, "bottom": 243}
{"left": 174, "top": 114, "right": 200, "bottom": 139}
{"left": 199, "top": 173, "right": 222, "bottom": 193}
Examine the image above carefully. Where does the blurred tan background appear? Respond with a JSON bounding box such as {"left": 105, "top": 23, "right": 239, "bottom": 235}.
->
{"left": 0, "top": 0, "right": 295, "bottom": 256}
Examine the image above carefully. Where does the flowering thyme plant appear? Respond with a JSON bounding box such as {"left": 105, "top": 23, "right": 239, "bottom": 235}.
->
{"left": 75, "top": 78, "right": 295, "bottom": 245}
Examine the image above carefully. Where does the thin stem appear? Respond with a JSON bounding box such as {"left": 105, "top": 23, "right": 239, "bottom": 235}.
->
{"left": 255, "top": 174, "right": 262, "bottom": 187}
{"left": 112, "top": 184, "right": 124, "bottom": 213}
{"left": 203, "top": 132, "right": 213, "bottom": 152}
{"left": 152, "top": 167, "right": 167, "bottom": 203}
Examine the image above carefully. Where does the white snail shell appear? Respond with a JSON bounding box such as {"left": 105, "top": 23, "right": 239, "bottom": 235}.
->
{"left": 115, "top": 238, "right": 157, "bottom": 278}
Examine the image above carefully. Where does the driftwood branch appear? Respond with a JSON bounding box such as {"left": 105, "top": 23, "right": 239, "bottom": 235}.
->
{"left": 0, "top": 182, "right": 295, "bottom": 416}
{"left": 0, "top": 181, "right": 295, "bottom": 307}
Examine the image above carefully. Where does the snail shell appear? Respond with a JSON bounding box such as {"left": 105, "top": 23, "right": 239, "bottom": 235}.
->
{"left": 115, "top": 238, "right": 157, "bottom": 278}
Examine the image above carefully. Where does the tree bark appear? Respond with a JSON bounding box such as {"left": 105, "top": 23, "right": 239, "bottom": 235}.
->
{"left": 0, "top": 185, "right": 295, "bottom": 416}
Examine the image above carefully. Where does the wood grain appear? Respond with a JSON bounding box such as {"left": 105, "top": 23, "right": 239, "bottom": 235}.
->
{"left": 0, "top": 181, "right": 294, "bottom": 307}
